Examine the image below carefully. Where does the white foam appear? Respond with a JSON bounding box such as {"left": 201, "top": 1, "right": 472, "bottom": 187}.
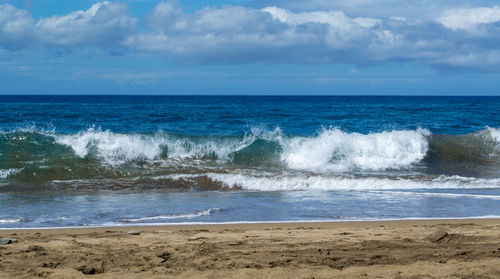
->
{"left": 0, "top": 125, "right": 55, "bottom": 135}
{"left": 123, "top": 208, "right": 221, "bottom": 222}
{"left": 367, "top": 190, "right": 500, "bottom": 200}
{"left": 0, "top": 218, "right": 24, "bottom": 224}
{"left": 487, "top": 127, "right": 500, "bottom": 145}
{"left": 202, "top": 173, "right": 500, "bottom": 191}
{"left": 34, "top": 216, "right": 70, "bottom": 223}
{"left": 0, "top": 168, "right": 22, "bottom": 179}
{"left": 50, "top": 126, "right": 500, "bottom": 171}
{"left": 55, "top": 128, "right": 165, "bottom": 165}
{"left": 281, "top": 128, "right": 430, "bottom": 172}
{"left": 53, "top": 127, "right": 282, "bottom": 166}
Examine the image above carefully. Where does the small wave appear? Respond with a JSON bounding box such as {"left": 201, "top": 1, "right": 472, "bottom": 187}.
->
{"left": 123, "top": 208, "right": 222, "bottom": 223}
{"left": 0, "top": 168, "right": 23, "bottom": 179}
{"left": 366, "top": 190, "right": 500, "bottom": 200}
{"left": 0, "top": 218, "right": 24, "bottom": 224}
{"left": 34, "top": 216, "right": 70, "bottom": 223}
{"left": 201, "top": 173, "right": 500, "bottom": 191}
{"left": 38, "top": 173, "right": 500, "bottom": 192}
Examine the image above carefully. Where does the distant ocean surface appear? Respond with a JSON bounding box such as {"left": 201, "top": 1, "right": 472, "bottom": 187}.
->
{"left": 0, "top": 95, "right": 499, "bottom": 228}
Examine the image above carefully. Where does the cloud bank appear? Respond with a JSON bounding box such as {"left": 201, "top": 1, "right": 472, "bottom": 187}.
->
{"left": 1, "top": 0, "right": 500, "bottom": 71}
{"left": 0, "top": 4, "right": 34, "bottom": 49}
{"left": 0, "top": 1, "right": 136, "bottom": 49}
{"left": 36, "top": 2, "right": 137, "bottom": 47}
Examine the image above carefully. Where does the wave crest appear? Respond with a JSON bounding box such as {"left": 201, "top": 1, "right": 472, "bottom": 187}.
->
{"left": 203, "top": 173, "right": 500, "bottom": 191}
{"left": 55, "top": 128, "right": 166, "bottom": 165}
{"left": 123, "top": 208, "right": 222, "bottom": 223}
{"left": 488, "top": 127, "right": 500, "bottom": 147}
{"left": 53, "top": 127, "right": 283, "bottom": 166}
{"left": 282, "top": 128, "right": 430, "bottom": 171}
{"left": 53, "top": 127, "right": 430, "bottom": 171}
{"left": 1, "top": 127, "right": 499, "bottom": 185}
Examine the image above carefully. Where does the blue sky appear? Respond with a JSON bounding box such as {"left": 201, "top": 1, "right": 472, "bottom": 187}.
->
{"left": 1, "top": 0, "right": 500, "bottom": 95}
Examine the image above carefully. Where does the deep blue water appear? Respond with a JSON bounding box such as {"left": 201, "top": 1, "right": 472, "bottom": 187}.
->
{"left": 0, "top": 95, "right": 499, "bottom": 228}
{"left": 1, "top": 95, "right": 498, "bottom": 135}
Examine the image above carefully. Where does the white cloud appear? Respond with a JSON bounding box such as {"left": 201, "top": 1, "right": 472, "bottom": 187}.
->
{"left": 439, "top": 51, "right": 500, "bottom": 68}
{"left": 145, "top": 0, "right": 183, "bottom": 30}
{"left": 36, "top": 1, "right": 137, "bottom": 47}
{"left": 390, "top": 16, "right": 407, "bottom": 22}
{"left": 438, "top": 6, "right": 500, "bottom": 31}
{"left": 262, "top": 6, "right": 380, "bottom": 28}
{"left": 262, "top": 7, "right": 393, "bottom": 51}
{"left": 99, "top": 70, "right": 173, "bottom": 85}
{"left": 250, "top": 0, "right": 488, "bottom": 20}
{"left": 126, "top": 1, "right": 400, "bottom": 64}
{"left": 0, "top": 4, "right": 34, "bottom": 49}
{"left": 0, "top": 2, "right": 137, "bottom": 49}
{"left": 126, "top": 0, "right": 500, "bottom": 71}
{"left": 127, "top": 3, "right": 308, "bottom": 61}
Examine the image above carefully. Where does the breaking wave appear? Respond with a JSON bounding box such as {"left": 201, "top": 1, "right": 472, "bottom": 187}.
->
{"left": 281, "top": 128, "right": 430, "bottom": 171}
{"left": 0, "top": 168, "right": 22, "bottom": 179}
{"left": 163, "top": 173, "right": 500, "bottom": 191}
{"left": 123, "top": 208, "right": 222, "bottom": 223}
{"left": 0, "top": 126, "right": 499, "bottom": 184}
{"left": 0, "top": 218, "right": 24, "bottom": 224}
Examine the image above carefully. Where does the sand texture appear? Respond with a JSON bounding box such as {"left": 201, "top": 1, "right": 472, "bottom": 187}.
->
{"left": 1, "top": 220, "right": 500, "bottom": 278}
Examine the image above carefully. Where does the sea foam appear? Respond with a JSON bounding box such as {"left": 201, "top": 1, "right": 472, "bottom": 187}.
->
{"left": 488, "top": 127, "right": 500, "bottom": 148}
{"left": 55, "top": 128, "right": 165, "bottom": 165}
{"left": 281, "top": 128, "right": 430, "bottom": 171}
{"left": 0, "top": 218, "right": 24, "bottom": 224}
{"left": 0, "top": 168, "right": 22, "bottom": 179}
{"left": 53, "top": 127, "right": 430, "bottom": 172}
{"left": 123, "top": 208, "right": 222, "bottom": 222}
{"left": 53, "top": 127, "right": 275, "bottom": 165}
{"left": 207, "top": 173, "right": 500, "bottom": 191}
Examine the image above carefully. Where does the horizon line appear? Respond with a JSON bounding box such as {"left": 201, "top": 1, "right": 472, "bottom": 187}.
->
{"left": 1, "top": 94, "right": 500, "bottom": 97}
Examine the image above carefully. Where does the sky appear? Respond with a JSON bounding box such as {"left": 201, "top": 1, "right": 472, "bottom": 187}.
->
{"left": 1, "top": 0, "right": 500, "bottom": 95}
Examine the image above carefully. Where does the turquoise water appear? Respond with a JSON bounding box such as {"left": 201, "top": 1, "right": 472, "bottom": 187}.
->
{"left": 0, "top": 96, "right": 499, "bottom": 228}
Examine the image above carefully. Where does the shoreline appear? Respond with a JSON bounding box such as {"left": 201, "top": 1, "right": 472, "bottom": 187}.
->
{"left": 1, "top": 218, "right": 500, "bottom": 278}
{"left": 1, "top": 217, "right": 500, "bottom": 233}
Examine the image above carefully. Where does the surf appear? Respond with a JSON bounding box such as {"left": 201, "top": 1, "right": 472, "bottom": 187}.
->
{"left": 0, "top": 126, "right": 499, "bottom": 185}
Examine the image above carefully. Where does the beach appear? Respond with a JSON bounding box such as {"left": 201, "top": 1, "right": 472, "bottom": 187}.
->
{"left": 1, "top": 219, "right": 500, "bottom": 278}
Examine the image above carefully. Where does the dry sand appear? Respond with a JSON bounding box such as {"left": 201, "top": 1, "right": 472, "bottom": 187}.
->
{"left": 1, "top": 219, "right": 500, "bottom": 278}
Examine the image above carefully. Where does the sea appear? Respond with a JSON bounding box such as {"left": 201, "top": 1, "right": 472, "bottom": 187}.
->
{"left": 0, "top": 95, "right": 499, "bottom": 228}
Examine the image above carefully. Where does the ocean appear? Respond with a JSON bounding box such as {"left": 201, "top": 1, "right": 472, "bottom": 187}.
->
{"left": 0, "top": 95, "right": 499, "bottom": 228}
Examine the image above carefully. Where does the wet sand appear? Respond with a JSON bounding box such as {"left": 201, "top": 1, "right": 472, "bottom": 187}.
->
{"left": 1, "top": 219, "right": 500, "bottom": 278}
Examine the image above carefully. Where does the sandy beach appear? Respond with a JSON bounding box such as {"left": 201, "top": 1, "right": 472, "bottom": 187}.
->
{"left": 0, "top": 219, "right": 499, "bottom": 278}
